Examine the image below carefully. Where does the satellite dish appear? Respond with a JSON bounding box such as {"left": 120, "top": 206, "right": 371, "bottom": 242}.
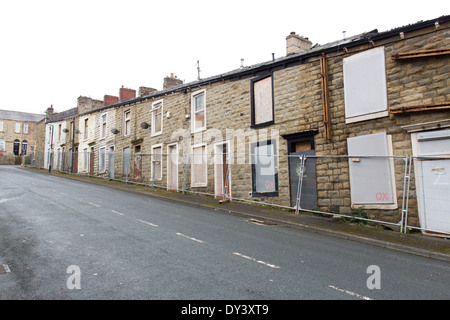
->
{"left": 140, "top": 122, "right": 149, "bottom": 129}
{"left": 111, "top": 128, "right": 119, "bottom": 134}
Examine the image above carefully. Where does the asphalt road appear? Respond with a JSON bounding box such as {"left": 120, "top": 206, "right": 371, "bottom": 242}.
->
{"left": 0, "top": 165, "right": 449, "bottom": 301}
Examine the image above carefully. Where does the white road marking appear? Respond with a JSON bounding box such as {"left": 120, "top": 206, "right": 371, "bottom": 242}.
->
{"left": 137, "top": 219, "right": 159, "bottom": 228}
{"left": 328, "top": 285, "right": 373, "bottom": 300}
{"left": 88, "top": 202, "right": 101, "bottom": 207}
{"left": 176, "top": 232, "right": 204, "bottom": 244}
{"left": 0, "top": 196, "right": 22, "bottom": 203}
{"left": 111, "top": 210, "right": 125, "bottom": 216}
{"left": 233, "top": 252, "right": 280, "bottom": 269}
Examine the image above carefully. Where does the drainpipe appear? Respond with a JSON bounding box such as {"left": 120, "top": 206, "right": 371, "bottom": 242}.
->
{"left": 48, "top": 125, "right": 54, "bottom": 173}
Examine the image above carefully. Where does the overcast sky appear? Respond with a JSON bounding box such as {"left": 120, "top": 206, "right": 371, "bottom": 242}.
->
{"left": 0, "top": 0, "right": 447, "bottom": 115}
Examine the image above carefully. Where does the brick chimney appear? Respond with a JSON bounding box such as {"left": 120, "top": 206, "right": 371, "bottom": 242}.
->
{"left": 286, "top": 32, "right": 312, "bottom": 55}
{"left": 139, "top": 86, "right": 158, "bottom": 97}
{"left": 119, "top": 87, "right": 136, "bottom": 101}
{"left": 103, "top": 95, "right": 119, "bottom": 106}
{"left": 163, "top": 73, "right": 183, "bottom": 90}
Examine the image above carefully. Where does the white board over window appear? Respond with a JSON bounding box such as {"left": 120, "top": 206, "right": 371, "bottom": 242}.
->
{"left": 343, "top": 47, "right": 388, "bottom": 123}
{"left": 347, "top": 132, "right": 395, "bottom": 206}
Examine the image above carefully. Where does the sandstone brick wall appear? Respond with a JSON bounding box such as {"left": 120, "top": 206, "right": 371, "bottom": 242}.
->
{"left": 0, "top": 118, "right": 40, "bottom": 158}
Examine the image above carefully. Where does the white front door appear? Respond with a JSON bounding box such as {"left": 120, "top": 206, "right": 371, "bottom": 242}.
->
{"left": 414, "top": 129, "right": 450, "bottom": 235}
{"left": 214, "top": 141, "right": 231, "bottom": 200}
{"left": 167, "top": 144, "right": 178, "bottom": 191}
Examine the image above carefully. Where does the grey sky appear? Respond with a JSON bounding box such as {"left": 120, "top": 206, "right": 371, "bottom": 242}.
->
{"left": 0, "top": 0, "right": 447, "bottom": 114}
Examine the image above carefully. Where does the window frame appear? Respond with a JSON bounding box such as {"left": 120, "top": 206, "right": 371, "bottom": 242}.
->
{"left": 15, "top": 122, "right": 21, "bottom": 133}
{"left": 191, "top": 89, "right": 206, "bottom": 133}
{"left": 151, "top": 100, "right": 163, "bottom": 137}
{"left": 23, "top": 123, "right": 29, "bottom": 134}
{"left": 0, "top": 138, "right": 5, "bottom": 151}
{"left": 100, "top": 113, "right": 107, "bottom": 139}
{"left": 250, "top": 74, "right": 275, "bottom": 128}
{"left": 124, "top": 110, "right": 131, "bottom": 136}
{"left": 83, "top": 118, "right": 89, "bottom": 140}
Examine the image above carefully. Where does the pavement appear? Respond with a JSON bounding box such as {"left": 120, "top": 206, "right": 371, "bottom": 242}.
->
{"left": 23, "top": 166, "right": 450, "bottom": 262}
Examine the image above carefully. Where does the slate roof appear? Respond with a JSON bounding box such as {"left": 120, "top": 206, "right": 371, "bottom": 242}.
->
{"left": 0, "top": 109, "right": 45, "bottom": 122}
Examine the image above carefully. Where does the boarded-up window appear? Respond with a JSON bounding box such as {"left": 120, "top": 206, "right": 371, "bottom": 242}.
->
{"left": 191, "top": 144, "right": 207, "bottom": 187}
{"left": 99, "top": 147, "right": 106, "bottom": 172}
{"left": 123, "top": 147, "right": 130, "bottom": 175}
{"left": 251, "top": 75, "right": 274, "bottom": 127}
{"left": 152, "top": 145, "right": 162, "bottom": 180}
{"left": 343, "top": 47, "right": 388, "bottom": 123}
{"left": 251, "top": 140, "right": 278, "bottom": 196}
{"left": 347, "top": 132, "right": 395, "bottom": 206}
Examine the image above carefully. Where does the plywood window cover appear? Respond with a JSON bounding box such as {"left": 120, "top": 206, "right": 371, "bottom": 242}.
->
{"left": 343, "top": 47, "right": 388, "bottom": 122}
{"left": 251, "top": 74, "right": 274, "bottom": 128}
{"left": 392, "top": 48, "right": 450, "bottom": 60}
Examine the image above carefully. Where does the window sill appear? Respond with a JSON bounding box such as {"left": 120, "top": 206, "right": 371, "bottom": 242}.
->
{"left": 345, "top": 110, "right": 388, "bottom": 124}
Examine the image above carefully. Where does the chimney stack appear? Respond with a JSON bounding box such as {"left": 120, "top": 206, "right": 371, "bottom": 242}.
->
{"left": 119, "top": 87, "right": 136, "bottom": 101}
{"left": 77, "top": 96, "right": 103, "bottom": 114}
{"left": 286, "top": 32, "right": 312, "bottom": 55}
{"left": 139, "top": 86, "right": 158, "bottom": 97}
{"left": 103, "top": 95, "right": 119, "bottom": 106}
{"left": 46, "top": 105, "right": 54, "bottom": 118}
{"left": 163, "top": 74, "right": 183, "bottom": 90}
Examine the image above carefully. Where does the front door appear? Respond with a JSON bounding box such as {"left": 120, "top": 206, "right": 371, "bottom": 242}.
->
{"left": 89, "top": 147, "right": 95, "bottom": 175}
{"left": 287, "top": 137, "right": 317, "bottom": 209}
{"left": 167, "top": 144, "right": 178, "bottom": 191}
{"left": 134, "top": 146, "right": 142, "bottom": 182}
{"left": 108, "top": 146, "right": 115, "bottom": 179}
{"left": 73, "top": 147, "right": 78, "bottom": 173}
{"left": 214, "top": 142, "right": 230, "bottom": 200}
{"left": 414, "top": 129, "right": 450, "bottom": 235}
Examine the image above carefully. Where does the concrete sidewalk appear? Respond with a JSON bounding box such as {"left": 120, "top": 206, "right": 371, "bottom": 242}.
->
{"left": 24, "top": 167, "right": 450, "bottom": 262}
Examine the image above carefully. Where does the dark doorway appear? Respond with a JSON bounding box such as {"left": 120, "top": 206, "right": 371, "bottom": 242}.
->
{"left": 283, "top": 131, "right": 318, "bottom": 210}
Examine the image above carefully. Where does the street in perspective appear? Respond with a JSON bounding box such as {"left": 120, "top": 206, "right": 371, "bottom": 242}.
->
{"left": 1, "top": 165, "right": 449, "bottom": 302}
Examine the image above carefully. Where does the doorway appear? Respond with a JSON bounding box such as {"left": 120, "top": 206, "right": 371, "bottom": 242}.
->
{"left": 412, "top": 129, "right": 450, "bottom": 235}
{"left": 214, "top": 141, "right": 231, "bottom": 200}
{"left": 167, "top": 143, "right": 178, "bottom": 191}
{"left": 89, "top": 147, "right": 95, "bottom": 175}
{"left": 284, "top": 131, "right": 318, "bottom": 209}
{"left": 108, "top": 146, "right": 115, "bottom": 179}
{"left": 134, "top": 145, "right": 142, "bottom": 182}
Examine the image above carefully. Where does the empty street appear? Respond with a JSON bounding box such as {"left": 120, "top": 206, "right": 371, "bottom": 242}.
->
{"left": 1, "top": 165, "right": 449, "bottom": 301}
